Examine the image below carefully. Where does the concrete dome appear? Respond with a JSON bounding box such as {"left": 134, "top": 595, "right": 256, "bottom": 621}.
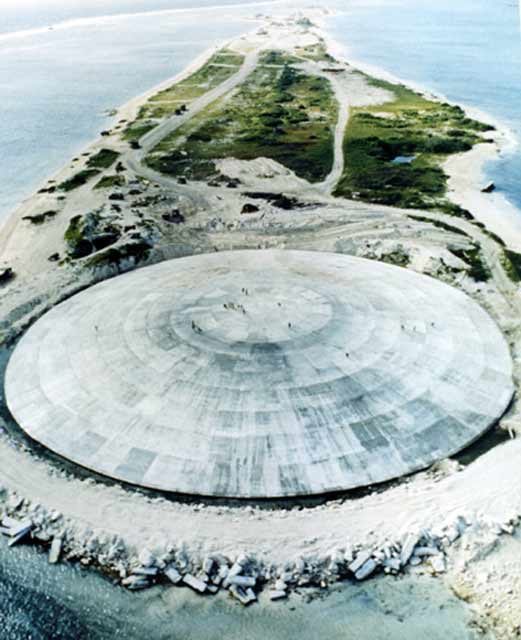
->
{"left": 5, "top": 250, "right": 514, "bottom": 497}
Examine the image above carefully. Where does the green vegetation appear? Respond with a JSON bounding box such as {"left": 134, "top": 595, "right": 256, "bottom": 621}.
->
{"left": 59, "top": 169, "right": 100, "bottom": 191}
{"left": 335, "top": 74, "right": 493, "bottom": 214}
{"left": 448, "top": 243, "right": 491, "bottom": 281}
{"left": 259, "top": 50, "right": 301, "bottom": 66}
{"left": 64, "top": 212, "right": 120, "bottom": 259}
{"left": 501, "top": 249, "right": 521, "bottom": 282}
{"left": 94, "top": 174, "right": 125, "bottom": 189}
{"left": 87, "top": 148, "right": 120, "bottom": 169}
{"left": 122, "top": 122, "right": 157, "bottom": 143}
{"left": 147, "top": 54, "right": 338, "bottom": 183}
{"left": 294, "top": 42, "right": 335, "bottom": 63}
{"left": 407, "top": 214, "right": 468, "bottom": 237}
{"left": 22, "top": 210, "right": 58, "bottom": 225}
{"left": 64, "top": 215, "right": 86, "bottom": 255}
{"left": 122, "top": 49, "right": 245, "bottom": 142}
{"left": 482, "top": 228, "right": 506, "bottom": 247}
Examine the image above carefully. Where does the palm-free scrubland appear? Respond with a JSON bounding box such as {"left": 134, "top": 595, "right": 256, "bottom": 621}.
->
{"left": 122, "top": 49, "right": 245, "bottom": 143}
{"left": 87, "top": 148, "right": 120, "bottom": 169}
{"left": 334, "top": 75, "right": 494, "bottom": 214}
{"left": 58, "top": 169, "right": 101, "bottom": 192}
{"left": 146, "top": 53, "right": 338, "bottom": 183}
{"left": 501, "top": 248, "right": 521, "bottom": 282}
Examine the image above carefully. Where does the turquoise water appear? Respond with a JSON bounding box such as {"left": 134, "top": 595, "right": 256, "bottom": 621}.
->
{"left": 326, "top": 0, "right": 521, "bottom": 210}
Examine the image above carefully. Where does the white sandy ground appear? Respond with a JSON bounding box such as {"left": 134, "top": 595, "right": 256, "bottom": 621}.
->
{"left": 1, "top": 9, "right": 521, "bottom": 636}
{"left": 445, "top": 142, "right": 521, "bottom": 253}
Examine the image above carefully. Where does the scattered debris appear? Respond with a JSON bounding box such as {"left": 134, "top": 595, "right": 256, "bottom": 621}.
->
{"left": 48, "top": 536, "right": 62, "bottom": 564}
{"left": 182, "top": 573, "right": 207, "bottom": 594}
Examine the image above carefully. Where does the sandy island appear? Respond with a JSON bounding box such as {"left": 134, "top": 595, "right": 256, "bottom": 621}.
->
{"left": 1, "top": 10, "right": 521, "bottom": 637}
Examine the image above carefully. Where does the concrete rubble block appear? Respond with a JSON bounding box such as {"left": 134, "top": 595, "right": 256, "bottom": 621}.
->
{"left": 383, "top": 557, "right": 401, "bottom": 573}
{"left": 165, "top": 565, "right": 183, "bottom": 585}
{"left": 228, "top": 575, "right": 257, "bottom": 588}
{"left": 445, "top": 526, "right": 460, "bottom": 544}
{"left": 274, "top": 578, "right": 287, "bottom": 591}
{"left": 229, "top": 561, "right": 243, "bottom": 577}
{"left": 48, "top": 537, "right": 63, "bottom": 564}
{"left": 182, "top": 573, "right": 207, "bottom": 593}
{"left": 269, "top": 590, "right": 288, "bottom": 601}
{"left": 203, "top": 557, "right": 215, "bottom": 575}
{"left": 122, "top": 575, "right": 150, "bottom": 590}
{"left": 138, "top": 549, "right": 157, "bottom": 568}
{"left": 230, "top": 585, "right": 256, "bottom": 606}
{"left": 133, "top": 566, "right": 159, "bottom": 577}
{"left": 414, "top": 546, "right": 439, "bottom": 557}
{"left": 355, "top": 558, "right": 377, "bottom": 581}
{"left": 400, "top": 534, "right": 420, "bottom": 567}
{"left": 2, "top": 516, "right": 21, "bottom": 529}
{"left": 349, "top": 550, "right": 372, "bottom": 574}
{"left": 7, "top": 520, "right": 33, "bottom": 547}
{"left": 429, "top": 555, "right": 446, "bottom": 574}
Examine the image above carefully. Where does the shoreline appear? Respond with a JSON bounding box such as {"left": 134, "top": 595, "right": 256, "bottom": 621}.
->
{"left": 0, "top": 22, "right": 261, "bottom": 251}
{"left": 319, "top": 20, "right": 521, "bottom": 251}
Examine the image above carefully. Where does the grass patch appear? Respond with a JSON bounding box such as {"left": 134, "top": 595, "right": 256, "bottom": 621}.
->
{"left": 501, "top": 249, "right": 521, "bottom": 282}
{"left": 147, "top": 54, "right": 338, "bottom": 183}
{"left": 58, "top": 169, "right": 100, "bottom": 191}
{"left": 87, "top": 148, "right": 120, "bottom": 169}
{"left": 294, "top": 42, "right": 335, "bottom": 63}
{"left": 259, "top": 50, "right": 302, "bottom": 66}
{"left": 94, "top": 174, "right": 125, "bottom": 189}
{"left": 335, "top": 74, "right": 491, "bottom": 214}
{"left": 448, "top": 243, "right": 491, "bottom": 281}
{"left": 122, "top": 122, "right": 157, "bottom": 143}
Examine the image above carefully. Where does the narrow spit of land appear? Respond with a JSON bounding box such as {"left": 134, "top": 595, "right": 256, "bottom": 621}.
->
{"left": 0, "top": 12, "right": 521, "bottom": 639}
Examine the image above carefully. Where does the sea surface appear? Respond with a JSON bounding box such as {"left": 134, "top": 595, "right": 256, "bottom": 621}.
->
{"left": 0, "top": 0, "right": 289, "bottom": 221}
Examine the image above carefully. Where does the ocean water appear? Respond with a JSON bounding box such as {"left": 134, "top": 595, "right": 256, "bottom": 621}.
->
{"left": 0, "top": 0, "right": 286, "bottom": 221}
{"left": 326, "top": 0, "right": 521, "bottom": 211}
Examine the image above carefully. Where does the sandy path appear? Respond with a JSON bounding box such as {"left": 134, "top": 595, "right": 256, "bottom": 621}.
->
{"left": 318, "top": 73, "right": 350, "bottom": 195}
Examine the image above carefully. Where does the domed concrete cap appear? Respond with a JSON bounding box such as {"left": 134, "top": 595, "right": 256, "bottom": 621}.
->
{"left": 5, "top": 250, "right": 514, "bottom": 497}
